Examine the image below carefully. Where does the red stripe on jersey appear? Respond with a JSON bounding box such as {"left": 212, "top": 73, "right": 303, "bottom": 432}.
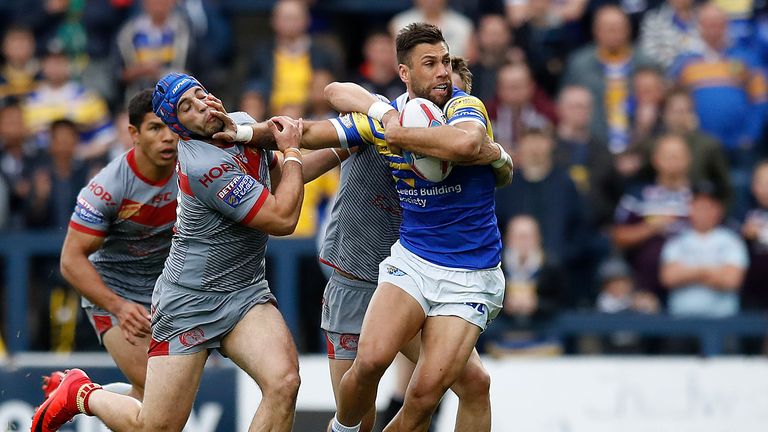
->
{"left": 126, "top": 148, "right": 175, "bottom": 186}
{"left": 268, "top": 151, "right": 278, "bottom": 169}
{"left": 178, "top": 170, "right": 193, "bottom": 196}
{"left": 325, "top": 332, "right": 336, "bottom": 359}
{"left": 69, "top": 221, "right": 107, "bottom": 237}
{"left": 240, "top": 188, "right": 269, "bottom": 225}
{"left": 118, "top": 199, "right": 177, "bottom": 226}
{"left": 148, "top": 338, "right": 170, "bottom": 357}
{"left": 242, "top": 148, "right": 263, "bottom": 180}
{"left": 92, "top": 315, "right": 113, "bottom": 335}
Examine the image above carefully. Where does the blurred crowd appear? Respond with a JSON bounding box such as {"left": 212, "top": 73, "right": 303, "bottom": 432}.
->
{"left": 1, "top": 0, "right": 768, "bottom": 354}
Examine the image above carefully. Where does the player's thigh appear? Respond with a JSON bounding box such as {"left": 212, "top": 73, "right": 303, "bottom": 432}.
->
{"left": 138, "top": 351, "right": 209, "bottom": 431}
{"left": 357, "top": 283, "right": 425, "bottom": 362}
{"left": 417, "top": 316, "right": 481, "bottom": 388}
{"left": 220, "top": 302, "right": 299, "bottom": 388}
{"left": 102, "top": 327, "right": 149, "bottom": 390}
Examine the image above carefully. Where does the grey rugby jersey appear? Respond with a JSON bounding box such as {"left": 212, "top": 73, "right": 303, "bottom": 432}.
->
{"left": 322, "top": 109, "right": 404, "bottom": 283}
{"left": 161, "top": 112, "right": 277, "bottom": 292}
{"left": 69, "top": 148, "right": 177, "bottom": 305}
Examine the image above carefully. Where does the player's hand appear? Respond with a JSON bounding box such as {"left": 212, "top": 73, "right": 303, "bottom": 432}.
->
{"left": 208, "top": 94, "right": 239, "bottom": 142}
{"left": 268, "top": 116, "right": 303, "bottom": 152}
{"left": 115, "top": 300, "right": 151, "bottom": 345}
{"left": 381, "top": 110, "right": 400, "bottom": 130}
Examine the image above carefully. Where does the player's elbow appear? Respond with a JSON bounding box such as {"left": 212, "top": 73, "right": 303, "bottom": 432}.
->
{"left": 454, "top": 133, "right": 482, "bottom": 160}
{"left": 324, "top": 82, "right": 343, "bottom": 106}
{"left": 269, "top": 220, "right": 298, "bottom": 236}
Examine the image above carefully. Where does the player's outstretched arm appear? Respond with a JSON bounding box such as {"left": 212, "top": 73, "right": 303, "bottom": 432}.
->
{"left": 244, "top": 117, "right": 305, "bottom": 236}
{"left": 60, "top": 229, "right": 150, "bottom": 344}
{"left": 206, "top": 94, "right": 344, "bottom": 151}
{"left": 386, "top": 119, "right": 485, "bottom": 162}
{"left": 324, "top": 82, "right": 380, "bottom": 115}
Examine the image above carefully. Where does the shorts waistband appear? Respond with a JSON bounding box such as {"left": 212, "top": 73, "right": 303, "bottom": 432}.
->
{"left": 159, "top": 277, "right": 269, "bottom": 297}
{"left": 331, "top": 271, "right": 377, "bottom": 290}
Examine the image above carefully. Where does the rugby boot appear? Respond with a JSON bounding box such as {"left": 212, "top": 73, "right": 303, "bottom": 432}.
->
{"left": 41, "top": 371, "right": 65, "bottom": 398}
{"left": 31, "top": 369, "right": 102, "bottom": 432}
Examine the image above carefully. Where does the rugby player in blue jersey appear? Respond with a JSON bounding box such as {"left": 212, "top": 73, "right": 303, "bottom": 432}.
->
{"left": 324, "top": 23, "right": 512, "bottom": 432}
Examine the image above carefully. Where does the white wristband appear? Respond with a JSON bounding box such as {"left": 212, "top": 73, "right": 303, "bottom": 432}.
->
{"left": 284, "top": 156, "right": 303, "bottom": 166}
{"left": 330, "top": 148, "right": 343, "bottom": 165}
{"left": 491, "top": 143, "right": 509, "bottom": 169}
{"left": 235, "top": 124, "right": 253, "bottom": 142}
{"left": 367, "top": 101, "right": 396, "bottom": 122}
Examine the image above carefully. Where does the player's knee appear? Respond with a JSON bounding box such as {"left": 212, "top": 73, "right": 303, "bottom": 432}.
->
{"left": 353, "top": 352, "right": 391, "bottom": 381}
{"left": 453, "top": 362, "right": 491, "bottom": 400}
{"left": 406, "top": 381, "right": 445, "bottom": 413}
{"left": 262, "top": 368, "right": 301, "bottom": 402}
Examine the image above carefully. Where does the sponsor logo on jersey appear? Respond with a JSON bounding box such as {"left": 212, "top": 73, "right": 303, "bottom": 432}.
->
{"left": 385, "top": 264, "right": 406, "bottom": 276}
{"left": 217, "top": 175, "right": 256, "bottom": 208}
{"left": 339, "top": 334, "right": 359, "bottom": 352}
{"left": 199, "top": 163, "right": 237, "bottom": 188}
{"left": 118, "top": 202, "right": 142, "bottom": 219}
{"left": 87, "top": 181, "right": 115, "bottom": 204}
{"left": 464, "top": 302, "right": 486, "bottom": 314}
{"left": 179, "top": 327, "right": 206, "bottom": 347}
{"left": 340, "top": 114, "right": 354, "bottom": 129}
{"left": 74, "top": 197, "right": 105, "bottom": 224}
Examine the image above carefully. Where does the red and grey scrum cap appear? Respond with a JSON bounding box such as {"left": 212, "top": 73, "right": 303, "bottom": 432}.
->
{"left": 152, "top": 72, "right": 207, "bottom": 140}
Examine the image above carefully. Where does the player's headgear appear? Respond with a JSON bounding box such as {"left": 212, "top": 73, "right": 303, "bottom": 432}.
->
{"left": 152, "top": 72, "right": 206, "bottom": 140}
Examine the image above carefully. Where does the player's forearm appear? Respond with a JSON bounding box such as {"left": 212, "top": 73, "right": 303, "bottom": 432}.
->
{"left": 301, "top": 148, "right": 349, "bottom": 183}
{"left": 270, "top": 162, "right": 305, "bottom": 235}
{"left": 60, "top": 252, "right": 124, "bottom": 313}
{"left": 243, "top": 122, "right": 278, "bottom": 150}
{"left": 300, "top": 120, "right": 341, "bottom": 150}
{"left": 324, "top": 82, "right": 379, "bottom": 114}
{"left": 386, "top": 124, "right": 483, "bottom": 161}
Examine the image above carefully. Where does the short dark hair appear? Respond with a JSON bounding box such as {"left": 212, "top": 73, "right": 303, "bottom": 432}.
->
{"left": 395, "top": 23, "right": 447, "bottom": 66}
{"left": 50, "top": 118, "right": 79, "bottom": 135}
{"left": 128, "top": 89, "right": 155, "bottom": 129}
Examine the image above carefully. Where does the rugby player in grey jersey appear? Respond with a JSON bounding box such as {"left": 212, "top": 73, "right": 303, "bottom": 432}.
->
{"left": 43, "top": 89, "right": 179, "bottom": 403}
{"left": 205, "top": 60, "right": 511, "bottom": 432}
{"left": 31, "top": 72, "right": 350, "bottom": 432}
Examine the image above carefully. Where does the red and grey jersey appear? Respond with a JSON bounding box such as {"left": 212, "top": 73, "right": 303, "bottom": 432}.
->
{"left": 162, "top": 112, "right": 277, "bottom": 293}
{"left": 69, "top": 148, "right": 177, "bottom": 304}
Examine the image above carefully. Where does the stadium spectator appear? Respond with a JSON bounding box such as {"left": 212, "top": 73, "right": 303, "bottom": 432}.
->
{"left": 354, "top": 30, "right": 403, "bottom": 103}
{"left": 612, "top": 133, "right": 692, "bottom": 301}
{"left": 116, "top": 0, "right": 194, "bottom": 105}
{"left": 563, "top": 5, "right": 657, "bottom": 154}
{"left": 638, "top": 0, "right": 704, "bottom": 69}
{"left": 596, "top": 255, "right": 659, "bottom": 314}
{"left": 390, "top": 0, "right": 475, "bottom": 59}
{"left": 554, "top": 85, "right": 621, "bottom": 229}
{"left": 0, "top": 97, "right": 36, "bottom": 228}
{"left": 669, "top": 3, "right": 767, "bottom": 165}
{"left": 660, "top": 181, "right": 747, "bottom": 317}
{"left": 24, "top": 42, "right": 117, "bottom": 164}
{"left": 247, "top": 0, "right": 341, "bottom": 116}
{"left": 629, "top": 66, "right": 666, "bottom": 144}
{"left": 740, "top": 161, "right": 768, "bottom": 311}
{"left": 23, "top": 119, "right": 88, "bottom": 230}
{"left": 0, "top": 25, "right": 41, "bottom": 99}
{"left": 480, "top": 215, "right": 564, "bottom": 353}
{"left": 469, "top": 14, "right": 524, "bottom": 103}
{"left": 506, "top": 0, "right": 590, "bottom": 27}
{"left": 513, "top": 0, "right": 575, "bottom": 95}
{"left": 488, "top": 63, "right": 554, "bottom": 154}
{"left": 631, "top": 89, "right": 731, "bottom": 205}
{"left": 496, "top": 129, "right": 584, "bottom": 274}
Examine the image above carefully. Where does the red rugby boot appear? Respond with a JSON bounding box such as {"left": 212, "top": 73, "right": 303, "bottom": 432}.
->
{"left": 41, "top": 371, "right": 65, "bottom": 398}
{"left": 31, "top": 369, "right": 102, "bottom": 432}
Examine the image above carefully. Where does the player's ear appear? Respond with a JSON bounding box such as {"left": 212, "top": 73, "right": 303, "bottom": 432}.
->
{"left": 398, "top": 63, "right": 409, "bottom": 85}
{"left": 128, "top": 124, "right": 140, "bottom": 146}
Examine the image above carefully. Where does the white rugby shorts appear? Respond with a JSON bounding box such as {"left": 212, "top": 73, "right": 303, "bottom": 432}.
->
{"left": 378, "top": 241, "right": 505, "bottom": 331}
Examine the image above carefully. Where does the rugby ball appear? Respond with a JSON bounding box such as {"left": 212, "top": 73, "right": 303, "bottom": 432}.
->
{"left": 399, "top": 98, "right": 453, "bottom": 183}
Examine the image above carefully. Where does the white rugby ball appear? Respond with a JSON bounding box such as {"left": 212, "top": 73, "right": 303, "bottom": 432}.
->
{"left": 399, "top": 97, "right": 453, "bottom": 183}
